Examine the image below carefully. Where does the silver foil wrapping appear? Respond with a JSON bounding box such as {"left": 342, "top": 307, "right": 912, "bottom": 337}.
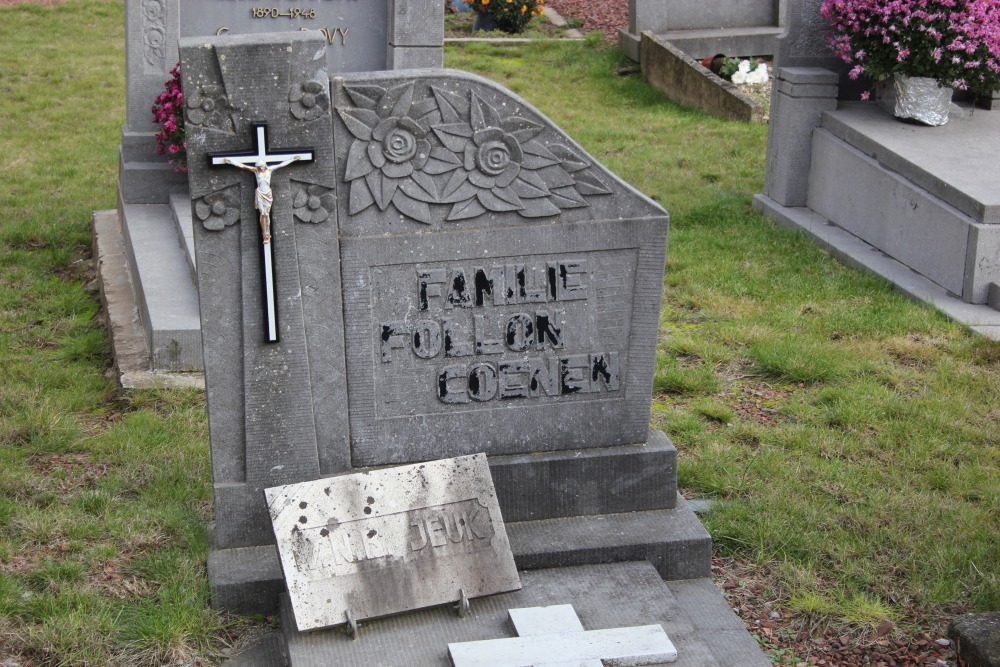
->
{"left": 877, "top": 74, "right": 953, "bottom": 126}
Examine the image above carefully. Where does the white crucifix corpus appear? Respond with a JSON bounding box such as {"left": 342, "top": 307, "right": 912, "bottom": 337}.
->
{"left": 209, "top": 123, "right": 314, "bottom": 343}
{"left": 448, "top": 604, "right": 678, "bottom": 667}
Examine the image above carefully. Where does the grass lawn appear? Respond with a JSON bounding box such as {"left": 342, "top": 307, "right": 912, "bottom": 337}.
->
{"left": 0, "top": 2, "right": 997, "bottom": 665}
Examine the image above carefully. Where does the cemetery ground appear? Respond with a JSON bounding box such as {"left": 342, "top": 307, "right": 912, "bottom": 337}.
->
{"left": 0, "top": 1, "right": 997, "bottom": 666}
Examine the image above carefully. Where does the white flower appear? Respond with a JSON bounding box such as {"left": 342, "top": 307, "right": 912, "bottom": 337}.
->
{"left": 738, "top": 59, "right": 752, "bottom": 73}
{"left": 732, "top": 70, "right": 748, "bottom": 84}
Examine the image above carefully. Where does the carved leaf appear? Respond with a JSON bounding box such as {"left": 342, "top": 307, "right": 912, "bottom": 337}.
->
{"left": 338, "top": 108, "right": 380, "bottom": 140}
{"left": 423, "top": 147, "right": 463, "bottom": 175}
{"left": 477, "top": 189, "right": 522, "bottom": 212}
{"left": 550, "top": 186, "right": 589, "bottom": 209}
{"left": 548, "top": 144, "right": 590, "bottom": 173}
{"left": 379, "top": 81, "right": 415, "bottom": 119}
{"left": 502, "top": 116, "right": 545, "bottom": 143}
{"left": 349, "top": 179, "right": 375, "bottom": 215}
{"left": 344, "top": 84, "right": 384, "bottom": 110}
{"left": 344, "top": 140, "right": 376, "bottom": 181}
{"left": 538, "top": 165, "right": 577, "bottom": 189}
{"left": 365, "top": 171, "right": 399, "bottom": 211}
{"left": 400, "top": 171, "right": 439, "bottom": 203}
{"left": 573, "top": 170, "right": 613, "bottom": 196}
{"left": 447, "top": 197, "right": 487, "bottom": 221}
{"left": 392, "top": 189, "right": 432, "bottom": 224}
{"left": 432, "top": 123, "right": 474, "bottom": 153}
{"left": 519, "top": 197, "right": 562, "bottom": 218}
{"left": 432, "top": 87, "right": 470, "bottom": 124}
{"left": 514, "top": 168, "right": 550, "bottom": 195}
{"left": 510, "top": 176, "right": 549, "bottom": 199}
{"left": 409, "top": 98, "right": 439, "bottom": 121}
{"left": 491, "top": 185, "right": 523, "bottom": 208}
{"left": 471, "top": 93, "right": 502, "bottom": 132}
{"left": 520, "top": 141, "right": 561, "bottom": 169}
{"left": 440, "top": 172, "right": 478, "bottom": 203}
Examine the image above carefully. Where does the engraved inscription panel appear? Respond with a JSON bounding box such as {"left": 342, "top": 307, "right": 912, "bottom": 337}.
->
{"left": 341, "top": 218, "right": 667, "bottom": 466}
{"left": 266, "top": 454, "right": 521, "bottom": 631}
{"left": 178, "top": 0, "right": 388, "bottom": 72}
{"left": 372, "top": 249, "right": 634, "bottom": 420}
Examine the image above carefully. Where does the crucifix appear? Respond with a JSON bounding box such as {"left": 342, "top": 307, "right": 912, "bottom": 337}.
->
{"left": 209, "top": 122, "right": 314, "bottom": 343}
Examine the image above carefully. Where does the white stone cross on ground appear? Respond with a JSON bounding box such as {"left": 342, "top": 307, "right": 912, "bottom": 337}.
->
{"left": 209, "top": 123, "right": 314, "bottom": 343}
{"left": 448, "top": 604, "right": 677, "bottom": 666}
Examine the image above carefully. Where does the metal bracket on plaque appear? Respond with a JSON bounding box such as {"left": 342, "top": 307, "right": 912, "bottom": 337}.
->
{"left": 344, "top": 609, "right": 359, "bottom": 640}
{"left": 454, "top": 588, "right": 470, "bottom": 618}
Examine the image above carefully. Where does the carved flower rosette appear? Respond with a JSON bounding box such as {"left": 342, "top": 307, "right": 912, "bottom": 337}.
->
{"left": 337, "top": 82, "right": 610, "bottom": 225}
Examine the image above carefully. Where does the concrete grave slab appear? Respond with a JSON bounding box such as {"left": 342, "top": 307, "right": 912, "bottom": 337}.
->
{"left": 263, "top": 561, "right": 770, "bottom": 667}
{"left": 265, "top": 454, "right": 520, "bottom": 632}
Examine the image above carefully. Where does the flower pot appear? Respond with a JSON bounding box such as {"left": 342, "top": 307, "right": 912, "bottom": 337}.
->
{"left": 876, "top": 74, "right": 953, "bottom": 126}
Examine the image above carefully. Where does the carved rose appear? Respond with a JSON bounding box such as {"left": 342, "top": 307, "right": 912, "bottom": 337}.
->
{"left": 194, "top": 187, "right": 240, "bottom": 231}
{"left": 335, "top": 81, "right": 612, "bottom": 225}
{"left": 289, "top": 80, "right": 330, "bottom": 121}
{"left": 338, "top": 82, "right": 440, "bottom": 224}
{"left": 185, "top": 84, "right": 234, "bottom": 131}
{"left": 292, "top": 184, "right": 335, "bottom": 224}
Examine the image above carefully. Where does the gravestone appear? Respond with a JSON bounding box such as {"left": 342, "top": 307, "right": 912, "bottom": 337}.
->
{"left": 179, "top": 28, "right": 771, "bottom": 666}
{"left": 114, "top": 0, "right": 445, "bottom": 376}
{"left": 755, "top": 0, "right": 1000, "bottom": 331}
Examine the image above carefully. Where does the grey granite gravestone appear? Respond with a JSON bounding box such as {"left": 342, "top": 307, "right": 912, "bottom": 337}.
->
{"left": 112, "top": 0, "right": 445, "bottom": 378}
{"left": 178, "top": 30, "right": 712, "bottom": 619}
{"left": 179, "top": 28, "right": 773, "bottom": 667}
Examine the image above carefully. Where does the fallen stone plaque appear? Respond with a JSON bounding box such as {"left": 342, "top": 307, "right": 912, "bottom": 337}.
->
{"left": 265, "top": 453, "right": 521, "bottom": 631}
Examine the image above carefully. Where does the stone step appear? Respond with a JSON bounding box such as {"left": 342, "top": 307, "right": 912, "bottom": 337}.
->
{"left": 620, "top": 26, "right": 781, "bottom": 62}
{"left": 119, "top": 202, "right": 203, "bottom": 371}
{"left": 805, "top": 105, "right": 1000, "bottom": 305}
{"left": 258, "top": 561, "right": 769, "bottom": 667}
{"left": 208, "top": 495, "right": 710, "bottom": 616}
{"left": 656, "top": 26, "right": 783, "bottom": 60}
{"left": 169, "top": 193, "right": 196, "bottom": 277}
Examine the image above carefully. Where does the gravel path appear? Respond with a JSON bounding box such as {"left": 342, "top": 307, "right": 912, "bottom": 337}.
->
{"left": 545, "top": 0, "right": 628, "bottom": 40}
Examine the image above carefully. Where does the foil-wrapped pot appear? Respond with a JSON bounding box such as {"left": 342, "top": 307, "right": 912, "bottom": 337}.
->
{"left": 876, "top": 74, "right": 953, "bottom": 126}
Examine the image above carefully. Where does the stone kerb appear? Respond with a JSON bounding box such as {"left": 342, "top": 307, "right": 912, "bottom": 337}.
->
{"left": 330, "top": 69, "right": 670, "bottom": 467}
{"left": 640, "top": 33, "right": 766, "bottom": 123}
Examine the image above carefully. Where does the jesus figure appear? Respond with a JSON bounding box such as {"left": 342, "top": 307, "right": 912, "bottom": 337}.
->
{"left": 224, "top": 156, "right": 301, "bottom": 243}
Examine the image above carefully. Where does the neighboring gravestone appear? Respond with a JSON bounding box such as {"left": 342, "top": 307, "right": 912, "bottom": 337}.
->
{"left": 180, "top": 30, "right": 702, "bottom": 628}
{"left": 115, "top": 0, "right": 445, "bottom": 378}
{"left": 122, "top": 0, "right": 444, "bottom": 205}
{"left": 266, "top": 454, "right": 520, "bottom": 631}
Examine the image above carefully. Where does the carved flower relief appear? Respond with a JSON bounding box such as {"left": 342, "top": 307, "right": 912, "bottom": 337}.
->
{"left": 193, "top": 187, "right": 240, "bottom": 231}
{"left": 338, "top": 82, "right": 441, "bottom": 224}
{"left": 335, "top": 82, "right": 612, "bottom": 225}
{"left": 185, "top": 84, "right": 234, "bottom": 132}
{"left": 292, "top": 183, "right": 335, "bottom": 224}
{"left": 289, "top": 80, "right": 329, "bottom": 121}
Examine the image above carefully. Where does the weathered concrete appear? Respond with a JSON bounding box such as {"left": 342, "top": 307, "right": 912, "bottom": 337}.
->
{"left": 640, "top": 33, "right": 765, "bottom": 123}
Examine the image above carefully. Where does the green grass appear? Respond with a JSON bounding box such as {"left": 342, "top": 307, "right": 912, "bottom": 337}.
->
{"left": 0, "top": 4, "right": 997, "bottom": 663}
